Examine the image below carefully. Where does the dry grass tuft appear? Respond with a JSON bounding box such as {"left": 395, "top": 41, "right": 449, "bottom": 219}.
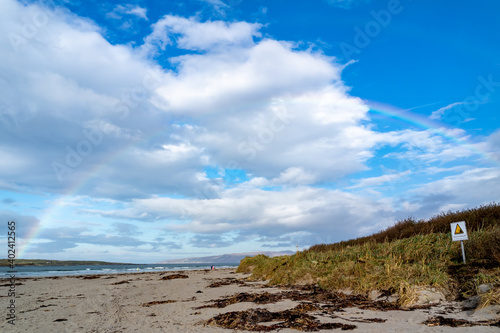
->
{"left": 477, "top": 287, "right": 500, "bottom": 309}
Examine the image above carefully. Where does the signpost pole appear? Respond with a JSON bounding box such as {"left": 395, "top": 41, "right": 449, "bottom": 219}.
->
{"left": 460, "top": 240, "right": 466, "bottom": 264}
{"left": 451, "top": 221, "right": 468, "bottom": 265}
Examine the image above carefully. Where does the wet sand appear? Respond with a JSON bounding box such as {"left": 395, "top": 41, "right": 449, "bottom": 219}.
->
{"left": 1, "top": 268, "right": 498, "bottom": 332}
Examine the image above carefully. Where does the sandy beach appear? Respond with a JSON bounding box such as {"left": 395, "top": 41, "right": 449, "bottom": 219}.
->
{"left": 1, "top": 268, "right": 499, "bottom": 332}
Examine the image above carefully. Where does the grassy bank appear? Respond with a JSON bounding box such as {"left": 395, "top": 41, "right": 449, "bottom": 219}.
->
{"left": 237, "top": 204, "right": 500, "bottom": 307}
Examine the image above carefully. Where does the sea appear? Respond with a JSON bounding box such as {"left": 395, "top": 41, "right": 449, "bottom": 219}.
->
{"left": 0, "top": 263, "right": 239, "bottom": 278}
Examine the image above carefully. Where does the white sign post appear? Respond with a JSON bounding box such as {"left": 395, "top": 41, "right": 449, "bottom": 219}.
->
{"left": 450, "top": 221, "right": 468, "bottom": 264}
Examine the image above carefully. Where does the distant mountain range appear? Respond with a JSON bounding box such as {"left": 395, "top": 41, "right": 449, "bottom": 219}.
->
{"left": 156, "top": 251, "right": 294, "bottom": 264}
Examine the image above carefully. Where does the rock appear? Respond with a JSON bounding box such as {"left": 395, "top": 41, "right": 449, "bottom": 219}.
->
{"left": 414, "top": 288, "right": 445, "bottom": 305}
{"left": 478, "top": 284, "right": 493, "bottom": 294}
{"left": 469, "top": 305, "right": 500, "bottom": 320}
{"left": 462, "top": 295, "right": 481, "bottom": 309}
{"left": 369, "top": 290, "right": 381, "bottom": 300}
{"left": 368, "top": 290, "right": 397, "bottom": 303}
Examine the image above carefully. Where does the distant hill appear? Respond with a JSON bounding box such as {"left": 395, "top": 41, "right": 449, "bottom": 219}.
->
{"left": 157, "top": 251, "right": 294, "bottom": 264}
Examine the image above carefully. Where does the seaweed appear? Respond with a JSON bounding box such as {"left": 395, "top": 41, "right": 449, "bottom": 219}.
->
{"left": 423, "top": 316, "right": 500, "bottom": 327}
{"left": 110, "top": 280, "right": 130, "bottom": 285}
{"left": 206, "top": 304, "right": 357, "bottom": 331}
{"left": 195, "top": 292, "right": 283, "bottom": 309}
{"left": 160, "top": 274, "right": 189, "bottom": 280}
{"left": 0, "top": 283, "right": 23, "bottom": 287}
{"left": 141, "top": 300, "right": 177, "bottom": 307}
{"left": 197, "top": 285, "right": 399, "bottom": 312}
{"left": 208, "top": 277, "right": 247, "bottom": 288}
{"left": 202, "top": 286, "right": 398, "bottom": 331}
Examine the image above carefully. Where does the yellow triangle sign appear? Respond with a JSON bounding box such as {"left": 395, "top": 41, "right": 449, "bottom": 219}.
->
{"left": 455, "top": 224, "right": 464, "bottom": 235}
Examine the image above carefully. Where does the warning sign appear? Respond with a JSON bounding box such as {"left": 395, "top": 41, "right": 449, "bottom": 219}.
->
{"left": 450, "top": 221, "right": 468, "bottom": 241}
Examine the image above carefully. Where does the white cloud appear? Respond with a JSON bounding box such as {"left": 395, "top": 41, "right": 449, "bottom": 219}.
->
{"left": 86, "top": 185, "right": 396, "bottom": 242}
{"left": 125, "top": 5, "right": 148, "bottom": 20}
{"left": 486, "top": 129, "right": 500, "bottom": 164}
{"left": 429, "top": 101, "right": 484, "bottom": 121}
{"left": 137, "top": 16, "right": 378, "bottom": 183}
{"left": 407, "top": 167, "right": 500, "bottom": 216}
{"left": 141, "top": 15, "right": 261, "bottom": 55}
{"left": 0, "top": 0, "right": 167, "bottom": 193}
{"left": 1, "top": 0, "right": 486, "bottom": 200}
{"left": 429, "top": 102, "right": 466, "bottom": 120}
{"left": 272, "top": 167, "right": 317, "bottom": 186}
{"left": 349, "top": 170, "right": 410, "bottom": 189}
{"left": 108, "top": 4, "right": 148, "bottom": 20}
{"left": 379, "top": 128, "right": 476, "bottom": 164}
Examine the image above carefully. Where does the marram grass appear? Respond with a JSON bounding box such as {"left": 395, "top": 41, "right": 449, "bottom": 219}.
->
{"left": 238, "top": 229, "right": 500, "bottom": 307}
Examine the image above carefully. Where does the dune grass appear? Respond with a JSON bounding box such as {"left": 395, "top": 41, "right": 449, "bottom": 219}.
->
{"left": 237, "top": 203, "right": 500, "bottom": 307}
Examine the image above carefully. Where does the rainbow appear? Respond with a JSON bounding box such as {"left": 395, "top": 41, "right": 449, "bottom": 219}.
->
{"left": 18, "top": 99, "right": 499, "bottom": 258}
{"left": 367, "top": 100, "right": 499, "bottom": 166}
{"left": 18, "top": 142, "right": 135, "bottom": 258}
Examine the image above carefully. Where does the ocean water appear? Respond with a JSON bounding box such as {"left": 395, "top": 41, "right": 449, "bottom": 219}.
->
{"left": 0, "top": 263, "right": 238, "bottom": 278}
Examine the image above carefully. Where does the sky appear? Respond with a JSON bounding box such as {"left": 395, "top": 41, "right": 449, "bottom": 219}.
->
{"left": 1, "top": 0, "right": 499, "bottom": 263}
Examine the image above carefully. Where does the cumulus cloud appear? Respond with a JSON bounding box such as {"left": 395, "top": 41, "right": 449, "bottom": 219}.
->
{"left": 141, "top": 15, "right": 261, "bottom": 54}
{"left": 0, "top": 0, "right": 167, "bottom": 195}
{"left": 1, "top": 0, "right": 381, "bottom": 200}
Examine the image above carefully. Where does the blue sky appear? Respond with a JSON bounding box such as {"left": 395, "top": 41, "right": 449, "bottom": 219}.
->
{"left": 1, "top": 0, "right": 499, "bottom": 263}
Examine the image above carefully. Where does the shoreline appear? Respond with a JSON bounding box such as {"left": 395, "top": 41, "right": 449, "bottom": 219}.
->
{"left": 1, "top": 268, "right": 498, "bottom": 332}
{"left": 0, "top": 264, "right": 238, "bottom": 279}
{"left": 0, "top": 267, "right": 234, "bottom": 281}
